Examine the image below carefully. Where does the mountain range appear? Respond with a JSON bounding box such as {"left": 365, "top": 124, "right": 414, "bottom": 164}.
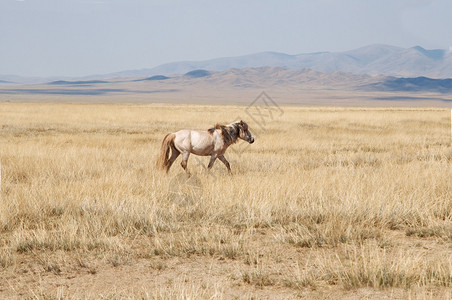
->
{"left": 1, "top": 44, "right": 452, "bottom": 84}
{"left": 100, "top": 44, "right": 452, "bottom": 80}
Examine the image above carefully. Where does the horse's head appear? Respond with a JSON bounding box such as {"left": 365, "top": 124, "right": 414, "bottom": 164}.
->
{"left": 236, "top": 120, "right": 254, "bottom": 144}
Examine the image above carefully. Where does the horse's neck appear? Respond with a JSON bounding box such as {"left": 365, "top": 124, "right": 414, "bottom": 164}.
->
{"left": 230, "top": 132, "right": 238, "bottom": 144}
{"left": 224, "top": 125, "right": 238, "bottom": 145}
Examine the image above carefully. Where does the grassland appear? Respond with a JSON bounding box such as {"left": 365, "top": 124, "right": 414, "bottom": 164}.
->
{"left": 0, "top": 103, "right": 451, "bottom": 299}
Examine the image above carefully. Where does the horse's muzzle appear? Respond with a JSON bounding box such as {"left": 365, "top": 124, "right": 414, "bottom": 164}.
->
{"left": 249, "top": 137, "right": 254, "bottom": 144}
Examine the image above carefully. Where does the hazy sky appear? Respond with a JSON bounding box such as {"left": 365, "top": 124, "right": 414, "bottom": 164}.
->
{"left": 1, "top": 0, "right": 451, "bottom": 77}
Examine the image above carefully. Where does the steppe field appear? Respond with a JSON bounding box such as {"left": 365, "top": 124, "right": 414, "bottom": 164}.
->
{"left": 0, "top": 101, "right": 451, "bottom": 299}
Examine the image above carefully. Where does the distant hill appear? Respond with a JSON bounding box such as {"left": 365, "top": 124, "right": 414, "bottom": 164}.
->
{"left": 365, "top": 76, "right": 452, "bottom": 92}
{"left": 49, "top": 80, "right": 109, "bottom": 85}
{"left": 134, "top": 75, "right": 170, "bottom": 81}
{"left": 0, "top": 74, "right": 69, "bottom": 84}
{"left": 184, "top": 70, "right": 210, "bottom": 78}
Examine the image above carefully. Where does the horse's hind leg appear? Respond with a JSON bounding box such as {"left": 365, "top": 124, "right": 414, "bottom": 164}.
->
{"left": 180, "top": 151, "right": 190, "bottom": 174}
{"left": 166, "top": 147, "right": 180, "bottom": 173}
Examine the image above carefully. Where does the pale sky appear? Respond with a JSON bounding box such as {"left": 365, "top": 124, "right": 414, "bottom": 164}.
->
{"left": 1, "top": 0, "right": 451, "bottom": 77}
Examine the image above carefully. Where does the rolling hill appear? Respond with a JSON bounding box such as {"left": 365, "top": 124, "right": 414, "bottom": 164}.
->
{"left": 3, "top": 67, "right": 451, "bottom": 96}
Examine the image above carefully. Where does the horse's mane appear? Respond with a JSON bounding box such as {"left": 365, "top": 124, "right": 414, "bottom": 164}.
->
{"left": 207, "top": 124, "right": 222, "bottom": 134}
{"left": 207, "top": 123, "right": 238, "bottom": 145}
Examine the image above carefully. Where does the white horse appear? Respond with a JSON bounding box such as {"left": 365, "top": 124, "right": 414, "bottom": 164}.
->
{"left": 156, "top": 120, "right": 254, "bottom": 174}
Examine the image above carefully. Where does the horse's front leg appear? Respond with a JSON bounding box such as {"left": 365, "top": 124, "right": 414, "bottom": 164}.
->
{"left": 207, "top": 154, "right": 217, "bottom": 170}
{"left": 218, "top": 155, "right": 232, "bottom": 174}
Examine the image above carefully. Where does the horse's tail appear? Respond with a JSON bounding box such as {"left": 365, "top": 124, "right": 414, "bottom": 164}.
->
{"left": 156, "top": 133, "right": 175, "bottom": 172}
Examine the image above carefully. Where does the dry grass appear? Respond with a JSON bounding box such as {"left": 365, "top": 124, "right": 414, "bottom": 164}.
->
{"left": 0, "top": 102, "right": 451, "bottom": 299}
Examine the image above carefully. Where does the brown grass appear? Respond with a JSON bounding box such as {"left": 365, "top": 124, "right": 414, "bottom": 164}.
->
{"left": 0, "top": 103, "right": 451, "bottom": 299}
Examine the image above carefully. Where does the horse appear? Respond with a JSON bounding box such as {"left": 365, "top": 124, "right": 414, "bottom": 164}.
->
{"left": 156, "top": 120, "right": 254, "bottom": 174}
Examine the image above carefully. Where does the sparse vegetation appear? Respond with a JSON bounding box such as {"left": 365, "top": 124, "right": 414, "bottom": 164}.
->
{"left": 0, "top": 103, "right": 451, "bottom": 298}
